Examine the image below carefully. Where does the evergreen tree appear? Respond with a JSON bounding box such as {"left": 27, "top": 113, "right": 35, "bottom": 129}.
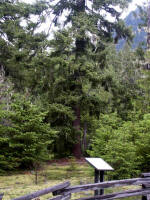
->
{"left": 0, "top": 0, "right": 136, "bottom": 159}
{"left": 0, "top": 0, "right": 49, "bottom": 90}
{"left": 38, "top": 0, "right": 134, "bottom": 157}
{"left": 88, "top": 107, "right": 150, "bottom": 179}
{"left": 106, "top": 44, "right": 141, "bottom": 119}
{"left": 0, "top": 94, "right": 57, "bottom": 173}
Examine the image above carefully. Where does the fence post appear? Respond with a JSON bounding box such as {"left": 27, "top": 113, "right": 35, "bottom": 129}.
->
{"left": 0, "top": 193, "right": 4, "bottom": 200}
{"left": 142, "top": 184, "right": 148, "bottom": 200}
{"left": 141, "top": 173, "right": 150, "bottom": 200}
{"left": 142, "top": 184, "right": 150, "bottom": 200}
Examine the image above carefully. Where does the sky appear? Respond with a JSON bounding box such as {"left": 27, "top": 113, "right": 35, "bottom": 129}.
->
{"left": 20, "top": 0, "right": 148, "bottom": 35}
{"left": 122, "top": 0, "right": 147, "bottom": 17}
{"left": 21, "top": 0, "right": 147, "bottom": 18}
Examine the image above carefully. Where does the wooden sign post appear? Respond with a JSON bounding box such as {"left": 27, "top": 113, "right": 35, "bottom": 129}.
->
{"left": 85, "top": 158, "right": 114, "bottom": 196}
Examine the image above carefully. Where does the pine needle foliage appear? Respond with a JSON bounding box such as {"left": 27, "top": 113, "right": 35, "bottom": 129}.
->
{"left": 0, "top": 94, "right": 57, "bottom": 173}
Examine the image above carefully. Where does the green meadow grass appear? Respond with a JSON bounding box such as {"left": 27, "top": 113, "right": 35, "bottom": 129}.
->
{"left": 0, "top": 160, "right": 140, "bottom": 200}
{"left": 0, "top": 160, "right": 94, "bottom": 199}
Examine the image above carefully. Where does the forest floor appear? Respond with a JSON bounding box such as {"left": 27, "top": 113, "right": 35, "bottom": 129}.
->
{"left": 0, "top": 158, "right": 139, "bottom": 200}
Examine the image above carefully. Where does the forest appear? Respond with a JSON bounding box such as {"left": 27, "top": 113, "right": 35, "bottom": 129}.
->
{"left": 0, "top": 0, "right": 150, "bottom": 180}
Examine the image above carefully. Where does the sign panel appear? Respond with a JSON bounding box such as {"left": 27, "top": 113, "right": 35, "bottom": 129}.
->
{"left": 85, "top": 158, "right": 114, "bottom": 171}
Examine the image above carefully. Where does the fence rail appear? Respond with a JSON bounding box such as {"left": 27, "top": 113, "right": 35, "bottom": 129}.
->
{"left": 2, "top": 173, "right": 150, "bottom": 200}
{"left": 12, "top": 182, "right": 70, "bottom": 200}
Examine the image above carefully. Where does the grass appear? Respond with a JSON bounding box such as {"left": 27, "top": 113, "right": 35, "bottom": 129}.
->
{"left": 0, "top": 159, "right": 140, "bottom": 200}
{"left": 0, "top": 159, "right": 94, "bottom": 200}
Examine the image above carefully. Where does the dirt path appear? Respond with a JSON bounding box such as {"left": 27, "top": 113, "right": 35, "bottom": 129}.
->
{"left": 48, "top": 157, "right": 86, "bottom": 165}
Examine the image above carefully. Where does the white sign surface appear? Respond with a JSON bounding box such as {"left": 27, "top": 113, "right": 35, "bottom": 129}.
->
{"left": 85, "top": 158, "right": 114, "bottom": 171}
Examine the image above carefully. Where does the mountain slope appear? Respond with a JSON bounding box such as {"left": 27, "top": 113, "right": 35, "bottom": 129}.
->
{"left": 117, "top": 9, "right": 146, "bottom": 49}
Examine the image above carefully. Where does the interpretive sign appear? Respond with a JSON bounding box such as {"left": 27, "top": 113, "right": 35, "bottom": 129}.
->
{"left": 85, "top": 158, "right": 114, "bottom": 171}
{"left": 85, "top": 157, "right": 114, "bottom": 196}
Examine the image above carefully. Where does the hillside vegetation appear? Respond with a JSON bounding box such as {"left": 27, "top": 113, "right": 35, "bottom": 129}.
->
{"left": 117, "top": 8, "right": 146, "bottom": 49}
{"left": 0, "top": 0, "right": 150, "bottom": 182}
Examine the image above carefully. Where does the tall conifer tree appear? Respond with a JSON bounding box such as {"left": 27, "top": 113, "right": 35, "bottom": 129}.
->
{"left": 43, "top": 0, "right": 133, "bottom": 157}
{"left": 0, "top": 0, "right": 48, "bottom": 90}
{"left": 1, "top": 0, "right": 134, "bottom": 158}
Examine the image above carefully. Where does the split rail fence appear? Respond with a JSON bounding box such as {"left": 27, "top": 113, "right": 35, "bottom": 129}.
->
{"left": 1, "top": 173, "right": 150, "bottom": 200}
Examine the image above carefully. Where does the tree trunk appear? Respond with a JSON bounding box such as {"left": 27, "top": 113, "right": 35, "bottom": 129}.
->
{"left": 82, "top": 121, "right": 87, "bottom": 152}
{"left": 73, "top": 106, "right": 82, "bottom": 158}
{"left": 72, "top": 0, "right": 86, "bottom": 158}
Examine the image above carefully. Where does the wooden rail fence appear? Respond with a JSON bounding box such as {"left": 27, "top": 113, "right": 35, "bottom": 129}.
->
{"left": 1, "top": 173, "right": 150, "bottom": 200}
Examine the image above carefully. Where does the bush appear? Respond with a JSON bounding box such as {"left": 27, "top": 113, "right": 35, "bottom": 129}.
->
{"left": 88, "top": 113, "right": 140, "bottom": 179}
{"left": 0, "top": 94, "right": 57, "bottom": 172}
